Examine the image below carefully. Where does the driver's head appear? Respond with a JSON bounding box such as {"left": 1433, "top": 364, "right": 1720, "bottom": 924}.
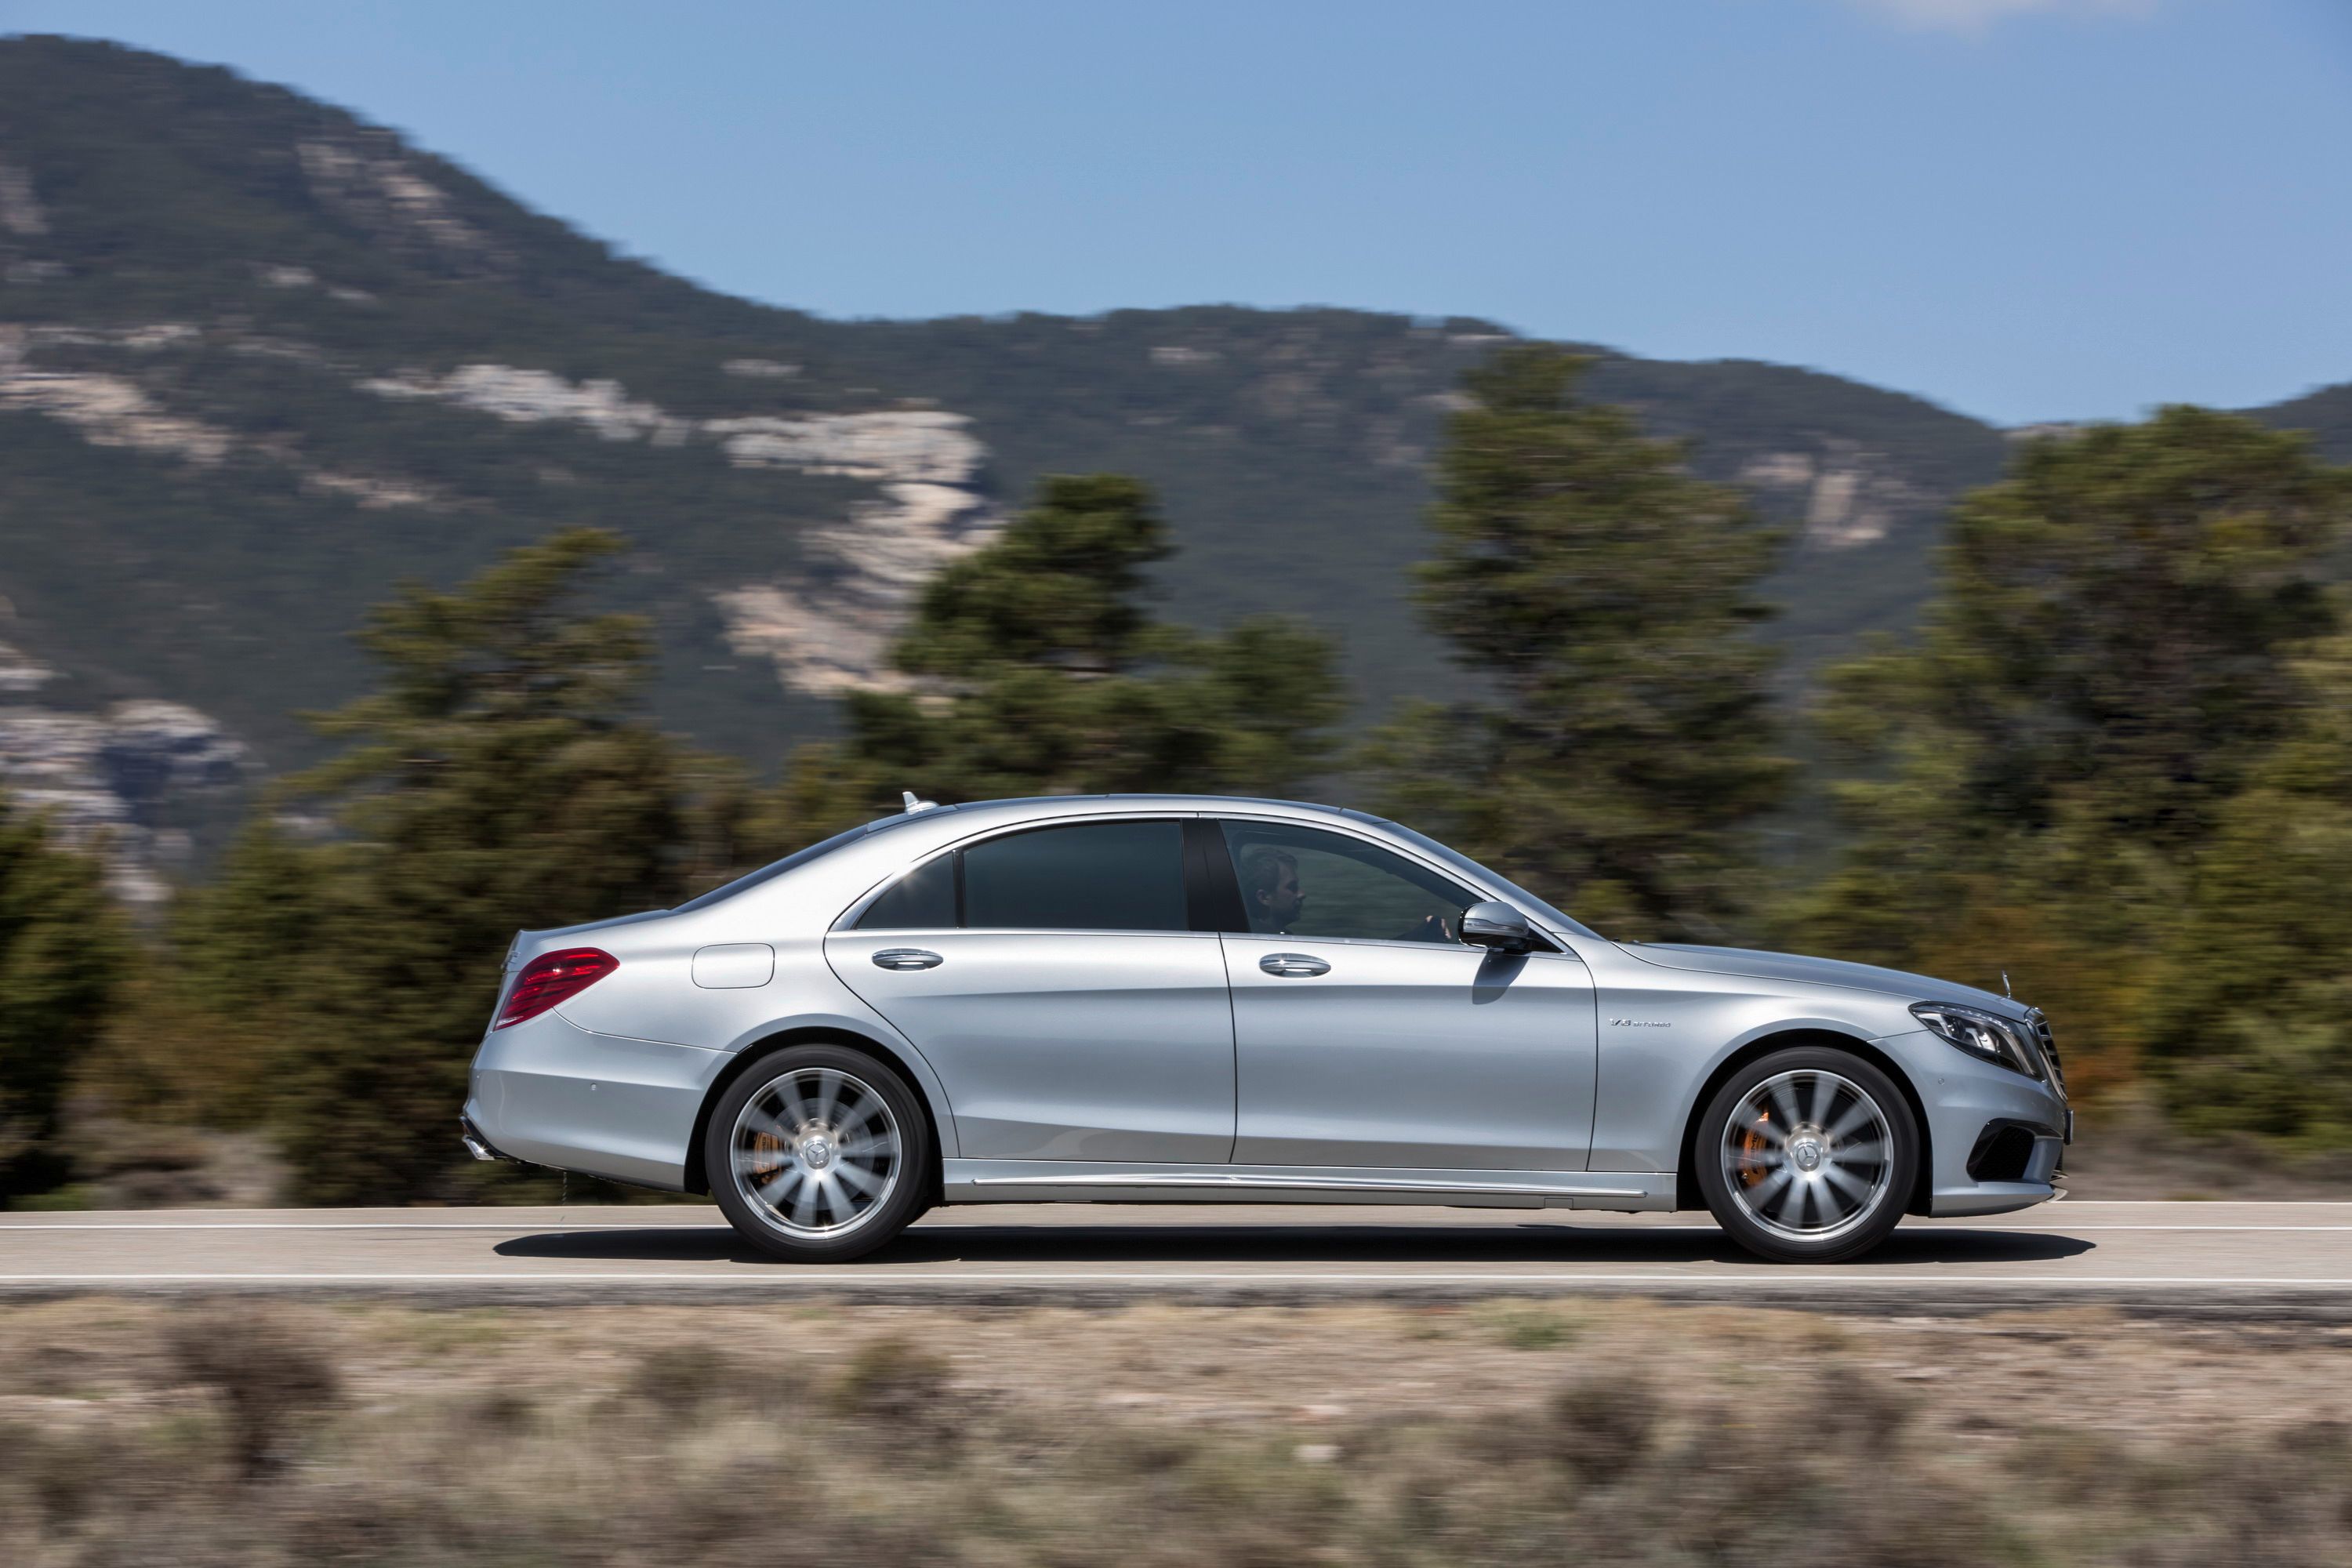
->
{"left": 1240, "top": 846, "right": 1303, "bottom": 929}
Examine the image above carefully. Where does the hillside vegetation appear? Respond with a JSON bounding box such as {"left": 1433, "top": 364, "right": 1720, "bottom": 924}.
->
{"left": 2, "top": 35, "right": 2030, "bottom": 788}
{"left": 9, "top": 37, "right": 2344, "bottom": 844}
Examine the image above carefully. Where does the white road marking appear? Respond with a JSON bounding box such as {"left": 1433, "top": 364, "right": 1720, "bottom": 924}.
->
{"left": 0, "top": 1221, "right": 673, "bottom": 1231}
{"left": 4, "top": 1273, "right": 2352, "bottom": 1287}
{"left": 6, "top": 1221, "right": 2352, "bottom": 1232}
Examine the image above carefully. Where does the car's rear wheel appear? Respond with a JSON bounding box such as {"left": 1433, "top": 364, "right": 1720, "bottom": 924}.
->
{"left": 706, "top": 1043, "right": 931, "bottom": 1263}
{"left": 1694, "top": 1047, "right": 1918, "bottom": 1263}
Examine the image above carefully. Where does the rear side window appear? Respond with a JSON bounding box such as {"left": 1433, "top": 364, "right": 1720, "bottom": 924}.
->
{"left": 961, "top": 821, "right": 1187, "bottom": 932}
{"left": 675, "top": 812, "right": 934, "bottom": 914}
{"left": 855, "top": 854, "right": 957, "bottom": 930}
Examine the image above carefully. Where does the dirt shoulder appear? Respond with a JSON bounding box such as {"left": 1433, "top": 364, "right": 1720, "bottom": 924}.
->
{"left": 5, "top": 1296, "right": 2351, "bottom": 1565}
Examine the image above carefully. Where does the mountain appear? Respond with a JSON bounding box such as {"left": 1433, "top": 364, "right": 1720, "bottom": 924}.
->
{"left": 1, "top": 35, "right": 2343, "bottom": 888}
{"left": 2252, "top": 382, "right": 2352, "bottom": 458}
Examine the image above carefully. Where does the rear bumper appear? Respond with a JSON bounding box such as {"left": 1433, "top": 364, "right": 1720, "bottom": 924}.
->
{"left": 463, "top": 1011, "right": 728, "bottom": 1191}
{"left": 458, "top": 1114, "right": 506, "bottom": 1162}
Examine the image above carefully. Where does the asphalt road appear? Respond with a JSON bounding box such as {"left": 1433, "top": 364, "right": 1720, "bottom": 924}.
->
{"left": 5, "top": 1200, "right": 2351, "bottom": 1306}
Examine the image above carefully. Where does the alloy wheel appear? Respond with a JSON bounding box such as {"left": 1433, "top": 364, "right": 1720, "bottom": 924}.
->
{"left": 730, "top": 1066, "right": 903, "bottom": 1239}
{"left": 1718, "top": 1069, "right": 1894, "bottom": 1243}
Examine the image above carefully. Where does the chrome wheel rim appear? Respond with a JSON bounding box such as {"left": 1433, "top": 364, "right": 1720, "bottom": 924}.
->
{"left": 1720, "top": 1069, "right": 1893, "bottom": 1243}
{"left": 731, "top": 1067, "right": 902, "bottom": 1239}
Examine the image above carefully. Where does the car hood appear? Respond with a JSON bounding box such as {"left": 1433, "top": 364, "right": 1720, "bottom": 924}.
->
{"left": 1622, "top": 943, "right": 2026, "bottom": 1017}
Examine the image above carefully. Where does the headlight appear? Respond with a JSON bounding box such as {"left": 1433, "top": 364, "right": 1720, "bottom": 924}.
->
{"left": 1911, "top": 1001, "right": 2044, "bottom": 1080}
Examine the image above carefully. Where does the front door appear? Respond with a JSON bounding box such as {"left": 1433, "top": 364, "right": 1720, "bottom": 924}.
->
{"left": 826, "top": 817, "right": 1236, "bottom": 1163}
{"left": 1212, "top": 818, "right": 1598, "bottom": 1171}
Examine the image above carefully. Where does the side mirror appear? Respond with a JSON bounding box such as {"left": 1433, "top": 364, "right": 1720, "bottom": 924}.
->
{"left": 1460, "top": 900, "right": 1536, "bottom": 954}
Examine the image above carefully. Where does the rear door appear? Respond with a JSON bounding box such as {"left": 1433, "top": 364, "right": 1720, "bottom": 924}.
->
{"left": 825, "top": 817, "right": 1236, "bottom": 1163}
{"left": 1211, "top": 818, "right": 1598, "bottom": 1171}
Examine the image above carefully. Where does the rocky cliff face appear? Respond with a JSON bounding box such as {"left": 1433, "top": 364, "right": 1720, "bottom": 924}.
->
{"left": 356, "top": 363, "right": 1004, "bottom": 695}
{"left": 0, "top": 637, "right": 245, "bottom": 901}
{"left": 0, "top": 308, "right": 1020, "bottom": 702}
{"left": 1738, "top": 444, "right": 1930, "bottom": 550}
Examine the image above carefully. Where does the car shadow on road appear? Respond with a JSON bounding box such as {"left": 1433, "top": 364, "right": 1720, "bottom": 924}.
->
{"left": 492, "top": 1221, "right": 2094, "bottom": 1268}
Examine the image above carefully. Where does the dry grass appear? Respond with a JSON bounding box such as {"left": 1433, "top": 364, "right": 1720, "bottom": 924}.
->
{"left": 163, "top": 1302, "right": 342, "bottom": 1478}
{"left": 1, "top": 1297, "right": 2350, "bottom": 1566}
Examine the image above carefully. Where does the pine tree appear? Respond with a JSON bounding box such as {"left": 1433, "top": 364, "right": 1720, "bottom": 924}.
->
{"left": 1363, "top": 347, "right": 1790, "bottom": 942}
{"left": 2144, "top": 615, "right": 2352, "bottom": 1152}
{"left": 1797, "top": 410, "right": 2352, "bottom": 1101}
{"left": 182, "top": 530, "right": 716, "bottom": 1202}
{"left": 0, "top": 793, "right": 127, "bottom": 1200}
{"left": 783, "top": 474, "right": 1348, "bottom": 834}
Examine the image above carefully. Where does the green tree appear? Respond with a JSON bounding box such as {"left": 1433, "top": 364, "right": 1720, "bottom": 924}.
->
{"left": 782, "top": 474, "right": 1348, "bottom": 835}
{"left": 1797, "top": 409, "right": 2352, "bottom": 1101}
{"left": 88, "top": 816, "right": 333, "bottom": 1136}
{"left": 2143, "top": 616, "right": 2352, "bottom": 1152}
{"left": 180, "top": 529, "right": 717, "bottom": 1203}
{"left": 1362, "top": 346, "right": 1790, "bottom": 942}
{"left": 1831, "top": 408, "right": 2344, "bottom": 844}
{"left": 0, "top": 793, "right": 128, "bottom": 1201}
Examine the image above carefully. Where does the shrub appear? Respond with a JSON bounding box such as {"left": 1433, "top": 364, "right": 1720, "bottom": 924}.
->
{"left": 165, "top": 1303, "right": 343, "bottom": 1479}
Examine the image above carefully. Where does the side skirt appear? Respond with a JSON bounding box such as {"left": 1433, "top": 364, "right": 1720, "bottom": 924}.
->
{"left": 941, "top": 1160, "right": 1676, "bottom": 1212}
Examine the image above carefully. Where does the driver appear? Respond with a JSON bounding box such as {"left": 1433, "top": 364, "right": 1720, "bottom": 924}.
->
{"left": 1237, "top": 844, "right": 1458, "bottom": 943}
{"left": 1240, "top": 846, "right": 1305, "bottom": 933}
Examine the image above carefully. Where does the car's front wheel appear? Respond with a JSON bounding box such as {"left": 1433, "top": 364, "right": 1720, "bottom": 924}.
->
{"left": 1694, "top": 1047, "right": 1918, "bottom": 1263}
{"left": 706, "top": 1043, "right": 932, "bottom": 1263}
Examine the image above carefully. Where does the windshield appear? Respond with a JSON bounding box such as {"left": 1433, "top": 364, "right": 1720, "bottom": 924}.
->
{"left": 1348, "top": 814, "right": 1606, "bottom": 942}
{"left": 671, "top": 811, "right": 941, "bottom": 913}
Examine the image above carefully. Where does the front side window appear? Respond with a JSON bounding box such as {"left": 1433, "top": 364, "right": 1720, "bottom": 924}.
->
{"left": 961, "top": 820, "right": 1189, "bottom": 933}
{"left": 1217, "top": 821, "right": 1472, "bottom": 943}
{"left": 1352, "top": 813, "right": 1604, "bottom": 941}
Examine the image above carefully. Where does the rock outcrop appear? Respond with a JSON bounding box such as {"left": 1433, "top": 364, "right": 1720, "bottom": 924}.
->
{"left": 1737, "top": 443, "right": 1927, "bottom": 549}
{"left": 356, "top": 363, "right": 1002, "bottom": 695}
{"left": 5, "top": 314, "right": 1008, "bottom": 701}
{"left": 0, "top": 641, "right": 246, "bottom": 902}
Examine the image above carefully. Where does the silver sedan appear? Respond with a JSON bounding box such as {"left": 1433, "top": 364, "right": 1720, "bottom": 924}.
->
{"left": 462, "top": 794, "right": 2070, "bottom": 1263}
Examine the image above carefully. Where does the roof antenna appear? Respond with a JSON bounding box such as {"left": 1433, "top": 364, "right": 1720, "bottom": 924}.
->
{"left": 902, "top": 790, "right": 938, "bottom": 815}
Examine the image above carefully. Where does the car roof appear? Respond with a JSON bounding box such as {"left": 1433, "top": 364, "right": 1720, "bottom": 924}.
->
{"left": 667, "top": 793, "right": 1396, "bottom": 925}
{"left": 890, "top": 793, "right": 1376, "bottom": 828}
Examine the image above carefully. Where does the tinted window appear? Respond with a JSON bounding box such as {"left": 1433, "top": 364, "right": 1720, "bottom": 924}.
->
{"left": 1348, "top": 812, "right": 1603, "bottom": 940}
{"left": 1219, "top": 821, "right": 1472, "bottom": 943}
{"left": 855, "top": 854, "right": 957, "bottom": 930}
{"left": 963, "top": 821, "right": 1187, "bottom": 932}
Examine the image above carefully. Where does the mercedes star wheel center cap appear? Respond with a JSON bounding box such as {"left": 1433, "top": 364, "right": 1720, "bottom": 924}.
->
{"left": 1789, "top": 1134, "right": 1825, "bottom": 1173}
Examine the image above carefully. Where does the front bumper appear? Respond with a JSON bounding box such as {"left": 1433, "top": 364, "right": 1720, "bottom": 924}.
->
{"left": 1876, "top": 1028, "right": 2071, "bottom": 1218}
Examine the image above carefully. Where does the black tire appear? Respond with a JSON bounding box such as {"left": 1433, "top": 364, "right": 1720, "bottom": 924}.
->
{"left": 705, "top": 1042, "right": 933, "bottom": 1263}
{"left": 1694, "top": 1046, "right": 1918, "bottom": 1264}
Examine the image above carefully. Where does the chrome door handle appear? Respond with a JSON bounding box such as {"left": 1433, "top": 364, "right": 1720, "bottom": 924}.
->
{"left": 1259, "top": 953, "right": 1330, "bottom": 978}
{"left": 871, "top": 949, "right": 943, "bottom": 971}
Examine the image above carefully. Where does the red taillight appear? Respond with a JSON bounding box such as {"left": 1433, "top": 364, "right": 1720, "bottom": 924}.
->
{"left": 495, "top": 947, "right": 619, "bottom": 1029}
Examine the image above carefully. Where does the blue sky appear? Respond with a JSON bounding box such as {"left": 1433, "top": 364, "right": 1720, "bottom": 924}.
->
{"left": 4, "top": 0, "right": 2347, "bottom": 424}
